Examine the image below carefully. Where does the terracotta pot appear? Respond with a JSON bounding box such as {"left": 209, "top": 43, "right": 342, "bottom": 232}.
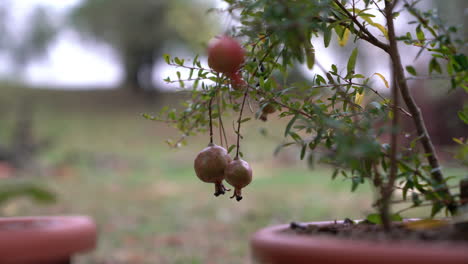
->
{"left": 0, "top": 216, "right": 97, "bottom": 264}
{"left": 250, "top": 221, "right": 468, "bottom": 264}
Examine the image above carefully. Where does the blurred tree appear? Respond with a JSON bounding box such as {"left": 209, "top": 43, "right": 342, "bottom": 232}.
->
{"left": 71, "top": 0, "right": 217, "bottom": 93}
{"left": 0, "top": 2, "right": 9, "bottom": 50}
{"left": 11, "top": 6, "right": 58, "bottom": 69}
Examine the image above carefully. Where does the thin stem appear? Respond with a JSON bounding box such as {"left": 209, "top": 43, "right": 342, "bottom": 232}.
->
{"left": 217, "top": 93, "right": 229, "bottom": 147}
{"left": 385, "top": 0, "right": 456, "bottom": 213}
{"left": 208, "top": 96, "right": 214, "bottom": 145}
{"left": 381, "top": 37, "right": 400, "bottom": 231}
{"left": 235, "top": 91, "right": 248, "bottom": 159}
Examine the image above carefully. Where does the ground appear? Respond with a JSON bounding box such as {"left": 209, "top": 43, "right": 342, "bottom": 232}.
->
{"left": 0, "top": 83, "right": 464, "bottom": 264}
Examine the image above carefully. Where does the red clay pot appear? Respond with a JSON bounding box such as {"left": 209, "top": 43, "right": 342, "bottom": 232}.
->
{"left": 251, "top": 221, "right": 468, "bottom": 264}
{"left": 0, "top": 216, "right": 97, "bottom": 264}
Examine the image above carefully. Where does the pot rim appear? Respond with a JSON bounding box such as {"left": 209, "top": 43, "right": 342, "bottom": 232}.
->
{"left": 250, "top": 220, "right": 468, "bottom": 264}
{"left": 0, "top": 215, "right": 97, "bottom": 263}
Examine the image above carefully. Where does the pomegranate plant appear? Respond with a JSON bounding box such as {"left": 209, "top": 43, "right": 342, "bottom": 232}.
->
{"left": 148, "top": 0, "right": 467, "bottom": 225}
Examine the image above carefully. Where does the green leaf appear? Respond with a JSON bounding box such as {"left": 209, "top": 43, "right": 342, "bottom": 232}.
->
{"left": 338, "top": 28, "right": 350, "bottom": 47}
{"left": 324, "top": 27, "right": 332, "bottom": 48}
{"left": 416, "top": 25, "right": 425, "bottom": 41}
{"left": 431, "top": 201, "right": 444, "bottom": 217}
{"left": 360, "top": 16, "right": 388, "bottom": 38}
{"left": 163, "top": 54, "right": 170, "bottom": 64}
{"left": 351, "top": 176, "right": 362, "bottom": 192}
{"left": 391, "top": 213, "right": 403, "bottom": 222}
{"left": 405, "top": 66, "right": 417, "bottom": 76}
{"left": 0, "top": 184, "right": 56, "bottom": 206}
{"left": 373, "top": 73, "right": 389, "bottom": 88}
{"left": 458, "top": 109, "right": 468, "bottom": 124}
{"left": 284, "top": 113, "right": 299, "bottom": 137}
{"left": 305, "top": 42, "right": 315, "bottom": 70}
{"left": 331, "top": 168, "right": 339, "bottom": 180}
{"left": 300, "top": 144, "right": 307, "bottom": 160}
{"left": 141, "top": 113, "right": 156, "bottom": 120}
{"left": 347, "top": 48, "right": 358, "bottom": 75}
{"left": 366, "top": 213, "right": 382, "bottom": 224}
{"left": 274, "top": 142, "right": 295, "bottom": 156}
{"left": 240, "top": 117, "right": 251, "bottom": 123}
{"left": 429, "top": 58, "right": 442, "bottom": 74}
{"left": 227, "top": 144, "right": 236, "bottom": 154}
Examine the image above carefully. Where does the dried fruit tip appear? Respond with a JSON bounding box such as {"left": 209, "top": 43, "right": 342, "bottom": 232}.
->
{"left": 214, "top": 182, "right": 231, "bottom": 196}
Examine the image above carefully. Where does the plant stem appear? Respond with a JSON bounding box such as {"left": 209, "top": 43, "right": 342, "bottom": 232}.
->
{"left": 381, "top": 1, "right": 401, "bottom": 229}
{"left": 208, "top": 95, "right": 214, "bottom": 145}
{"left": 235, "top": 91, "right": 248, "bottom": 159}
{"left": 384, "top": 0, "right": 456, "bottom": 214}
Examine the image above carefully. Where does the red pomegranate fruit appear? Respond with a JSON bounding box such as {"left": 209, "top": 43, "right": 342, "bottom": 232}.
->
{"left": 229, "top": 72, "right": 247, "bottom": 90}
{"left": 194, "top": 143, "right": 232, "bottom": 196}
{"left": 208, "top": 35, "right": 245, "bottom": 75}
{"left": 224, "top": 158, "right": 253, "bottom": 201}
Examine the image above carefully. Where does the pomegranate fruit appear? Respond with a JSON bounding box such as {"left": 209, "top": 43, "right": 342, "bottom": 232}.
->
{"left": 224, "top": 158, "right": 253, "bottom": 201}
{"left": 229, "top": 72, "right": 246, "bottom": 90}
{"left": 194, "top": 143, "right": 232, "bottom": 196}
{"left": 208, "top": 35, "right": 245, "bottom": 75}
{"left": 259, "top": 101, "right": 276, "bottom": 121}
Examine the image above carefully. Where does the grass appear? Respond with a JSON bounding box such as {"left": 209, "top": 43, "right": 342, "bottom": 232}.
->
{"left": 0, "top": 83, "right": 465, "bottom": 263}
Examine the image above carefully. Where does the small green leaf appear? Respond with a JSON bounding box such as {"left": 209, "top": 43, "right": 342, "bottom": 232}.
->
{"left": 174, "top": 57, "right": 182, "bottom": 65}
{"left": 416, "top": 25, "right": 425, "bottom": 41}
{"left": 429, "top": 58, "right": 442, "bottom": 74}
{"left": 347, "top": 48, "right": 358, "bottom": 75}
{"left": 274, "top": 142, "right": 295, "bottom": 156}
{"left": 141, "top": 113, "right": 156, "bottom": 120}
{"left": 324, "top": 27, "right": 332, "bottom": 48}
{"left": 405, "top": 66, "right": 417, "bottom": 76}
{"left": 458, "top": 110, "right": 468, "bottom": 124}
{"left": 431, "top": 201, "right": 444, "bottom": 217}
{"left": 284, "top": 113, "right": 299, "bottom": 137}
{"left": 305, "top": 42, "right": 315, "bottom": 70}
{"left": 338, "top": 28, "right": 350, "bottom": 47}
{"left": 390, "top": 213, "right": 403, "bottom": 222}
{"left": 163, "top": 54, "right": 170, "bottom": 64}
{"left": 300, "top": 144, "right": 307, "bottom": 160}
{"left": 240, "top": 117, "right": 251, "bottom": 123}
{"left": 371, "top": 73, "right": 389, "bottom": 89}
{"left": 227, "top": 144, "right": 236, "bottom": 154}
{"left": 366, "top": 213, "right": 382, "bottom": 224}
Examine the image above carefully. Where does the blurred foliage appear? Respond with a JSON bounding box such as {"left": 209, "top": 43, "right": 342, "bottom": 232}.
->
{"left": 0, "top": 182, "right": 55, "bottom": 214}
{"left": 70, "top": 0, "right": 218, "bottom": 92}
{"left": 0, "top": 2, "right": 58, "bottom": 71}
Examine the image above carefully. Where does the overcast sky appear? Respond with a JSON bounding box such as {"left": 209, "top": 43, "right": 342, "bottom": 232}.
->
{"left": 4, "top": 0, "right": 232, "bottom": 89}
{"left": 3, "top": 0, "right": 428, "bottom": 91}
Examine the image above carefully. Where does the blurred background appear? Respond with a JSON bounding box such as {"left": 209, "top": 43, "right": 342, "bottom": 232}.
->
{"left": 0, "top": 0, "right": 466, "bottom": 263}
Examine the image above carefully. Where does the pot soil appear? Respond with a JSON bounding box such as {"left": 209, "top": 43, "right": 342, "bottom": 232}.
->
{"left": 251, "top": 220, "right": 468, "bottom": 264}
{"left": 0, "top": 216, "right": 97, "bottom": 264}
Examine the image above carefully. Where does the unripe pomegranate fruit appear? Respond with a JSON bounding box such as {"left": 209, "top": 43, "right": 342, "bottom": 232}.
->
{"left": 229, "top": 72, "right": 246, "bottom": 91}
{"left": 224, "top": 158, "right": 253, "bottom": 201}
{"left": 259, "top": 101, "right": 276, "bottom": 121}
{"left": 194, "top": 143, "right": 232, "bottom": 196}
{"left": 208, "top": 35, "right": 245, "bottom": 75}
